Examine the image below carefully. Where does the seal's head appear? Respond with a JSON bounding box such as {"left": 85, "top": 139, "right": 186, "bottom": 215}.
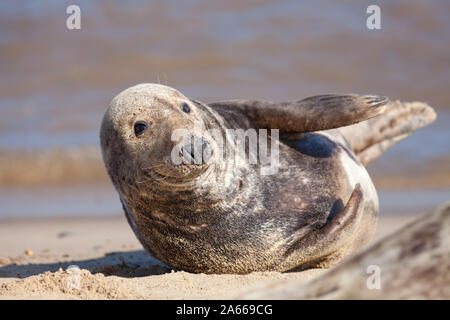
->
{"left": 100, "top": 83, "right": 214, "bottom": 192}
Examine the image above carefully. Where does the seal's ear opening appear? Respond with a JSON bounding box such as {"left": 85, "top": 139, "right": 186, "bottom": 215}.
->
{"left": 134, "top": 121, "right": 148, "bottom": 136}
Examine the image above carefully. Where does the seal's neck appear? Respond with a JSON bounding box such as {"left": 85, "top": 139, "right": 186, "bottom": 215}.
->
{"left": 124, "top": 160, "right": 251, "bottom": 219}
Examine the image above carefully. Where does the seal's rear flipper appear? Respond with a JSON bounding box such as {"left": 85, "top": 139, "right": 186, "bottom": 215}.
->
{"left": 283, "top": 184, "right": 363, "bottom": 271}
{"left": 320, "top": 183, "right": 363, "bottom": 237}
{"left": 339, "top": 100, "right": 436, "bottom": 166}
{"left": 208, "top": 94, "right": 389, "bottom": 132}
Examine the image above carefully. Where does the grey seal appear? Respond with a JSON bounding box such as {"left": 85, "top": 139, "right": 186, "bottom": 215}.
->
{"left": 100, "top": 83, "right": 436, "bottom": 274}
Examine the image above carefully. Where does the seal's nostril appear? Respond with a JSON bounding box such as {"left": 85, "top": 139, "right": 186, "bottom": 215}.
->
{"left": 180, "top": 136, "right": 212, "bottom": 165}
{"left": 189, "top": 146, "right": 196, "bottom": 159}
{"left": 201, "top": 138, "right": 212, "bottom": 163}
{"left": 181, "top": 145, "right": 193, "bottom": 164}
{"left": 201, "top": 137, "right": 209, "bottom": 150}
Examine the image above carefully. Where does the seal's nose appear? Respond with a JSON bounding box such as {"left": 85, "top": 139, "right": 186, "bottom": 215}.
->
{"left": 180, "top": 136, "right": 212, "bottom": 165}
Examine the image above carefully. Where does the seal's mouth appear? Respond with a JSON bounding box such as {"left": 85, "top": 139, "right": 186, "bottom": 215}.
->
{"left": 137, "top": 134, "right": 216, "bottom": 188}
{"left": 139, "top": 162, "right": 214, "bottom": 188}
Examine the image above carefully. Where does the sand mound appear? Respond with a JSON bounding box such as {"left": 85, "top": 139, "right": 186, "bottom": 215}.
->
{"left": 0, "top": 268, "right": 140, "bottom": 299}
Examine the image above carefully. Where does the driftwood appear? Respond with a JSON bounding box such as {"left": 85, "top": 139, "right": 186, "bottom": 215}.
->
{"left": 238, "top": 202, "right": 450, "bottom": 299}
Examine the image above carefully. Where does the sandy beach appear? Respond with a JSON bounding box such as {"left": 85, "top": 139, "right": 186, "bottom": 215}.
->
{"left": 1, "top": 0, "right": 449, "bottom": 301}
{"left": 0, "top": 214, "right": 416, "bottom": 299}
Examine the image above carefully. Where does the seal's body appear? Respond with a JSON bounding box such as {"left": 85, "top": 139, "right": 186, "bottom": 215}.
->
{"left": 100, "top": 84, "right": 436, "bottom": 274}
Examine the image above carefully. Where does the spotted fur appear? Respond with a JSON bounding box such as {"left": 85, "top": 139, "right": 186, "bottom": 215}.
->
{"left": 100, "top": 83, "right": 434, "bottom": 274}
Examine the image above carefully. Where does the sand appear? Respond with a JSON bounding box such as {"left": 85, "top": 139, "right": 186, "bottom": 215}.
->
{"left": 0, "top": 215, "right": 415, "bottom": 299}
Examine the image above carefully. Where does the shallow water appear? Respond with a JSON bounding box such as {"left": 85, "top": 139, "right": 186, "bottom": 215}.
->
{"left": 0, "top": 0, "right": 449, "bottom": 218}
{"left": 0, "top": 186, "right": 121, "bottom": 218}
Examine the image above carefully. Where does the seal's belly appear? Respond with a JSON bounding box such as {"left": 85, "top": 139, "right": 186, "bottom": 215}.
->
{"left": 274, "top": 132, "right": 358, "bottom": 216}
{"left": 255, "top": 131, "right": 379, "bottom": 245}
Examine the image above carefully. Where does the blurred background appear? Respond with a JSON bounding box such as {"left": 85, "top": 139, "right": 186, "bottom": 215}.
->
{"left": 0, "top": 0, "right": 449, "bottom": 219}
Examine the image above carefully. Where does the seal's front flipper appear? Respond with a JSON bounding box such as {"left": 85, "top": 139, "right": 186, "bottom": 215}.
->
{"left": 208, "top": 95, "right": 388, "bottom": 133}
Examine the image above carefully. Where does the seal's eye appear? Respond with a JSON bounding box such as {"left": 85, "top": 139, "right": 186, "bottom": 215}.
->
{"left": 181, "top": 102, "right": 190, "bottom": 114}
{"left": 134, "top": 121, "right": 148, "bottom": 136}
